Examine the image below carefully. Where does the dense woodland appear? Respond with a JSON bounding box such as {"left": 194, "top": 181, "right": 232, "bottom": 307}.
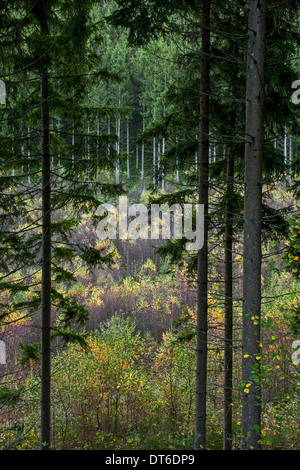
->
{"left": 0, "top": 0, "right": 299, "bottom": 451}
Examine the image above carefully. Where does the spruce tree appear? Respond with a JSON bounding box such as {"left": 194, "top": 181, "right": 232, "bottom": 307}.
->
{"left": 0, "top": 0, "right": 123, "bottom": 449}
{"left": 194, "top": 0, "right": 210, "bottom": 451}
{"left": 241, "top": 0, "right": 266, "bottom": 450}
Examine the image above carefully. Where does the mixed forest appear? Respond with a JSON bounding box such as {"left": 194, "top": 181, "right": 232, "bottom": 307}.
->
{"left": 0, "top": 0, "right": 299, "bottom": 451}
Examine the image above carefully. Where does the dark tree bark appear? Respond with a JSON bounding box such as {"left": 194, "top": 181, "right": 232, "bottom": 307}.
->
{"left": 223, "top": 147, "right": 234, "bottom": 450}
{"left": 35, "top": 0, "right": 52, "bottom": 450}
{"left": 195, "top": 0, "right": 210, "bottom": 451}
{"left": 40, "top": 69, "right": 51, "bottom": 450}
{"left": 242, "top": 0, "right": 266, "bottom": 451}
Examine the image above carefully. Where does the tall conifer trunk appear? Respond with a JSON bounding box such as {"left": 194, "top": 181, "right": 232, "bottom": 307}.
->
{"left": 35, "top": 0, "right": 52, "bottom": 450}
{"left": 195, "top": 0, "right": 210, "bottom": 451}
{"left": 40, "top": 69, "right": 51, "bottom": 450}
{"left": 223, "top": 145, "right": 234, "bottom": 450}
{"left": 242, "top": 0, "right": 266, "bottom": 450}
